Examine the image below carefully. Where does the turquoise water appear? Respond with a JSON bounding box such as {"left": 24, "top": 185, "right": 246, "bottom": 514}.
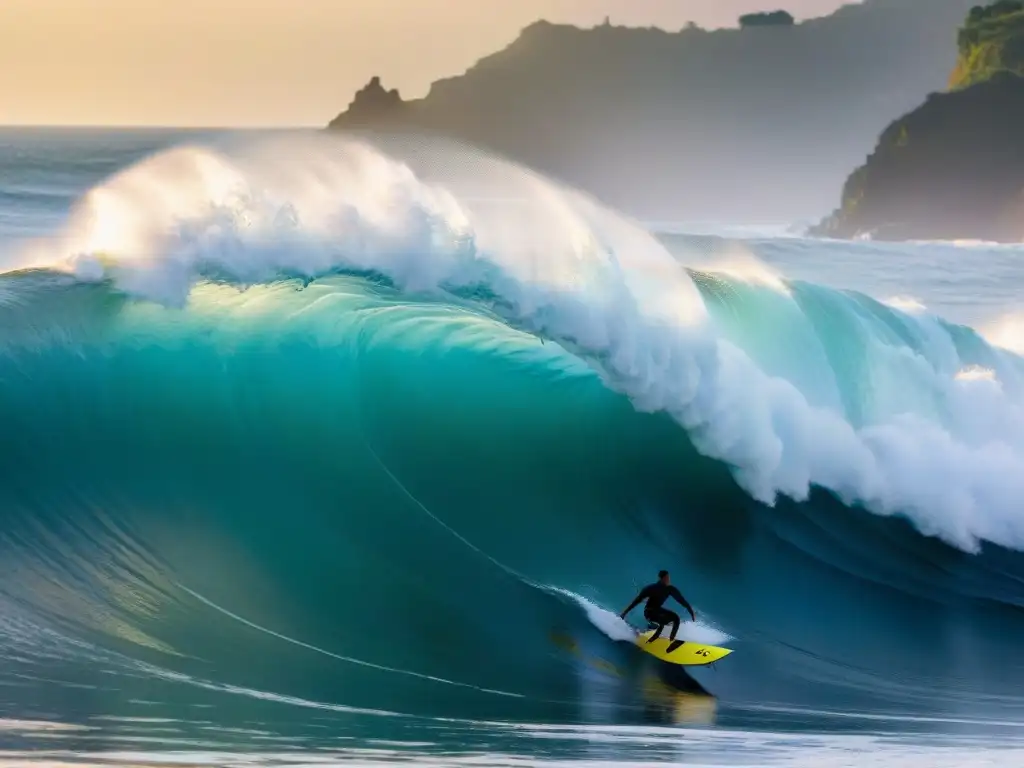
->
{"left": 3, "top": 128, "right": 1024, "bottom": 766}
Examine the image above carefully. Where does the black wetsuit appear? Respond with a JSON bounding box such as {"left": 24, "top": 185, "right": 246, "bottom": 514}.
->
{"left": 623, "top": 582, "right": 692, "bottom": 642}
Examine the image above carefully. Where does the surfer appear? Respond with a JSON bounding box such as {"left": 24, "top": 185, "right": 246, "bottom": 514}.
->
{"left": 620, "top": 570, "right": 695, "bottom": 651}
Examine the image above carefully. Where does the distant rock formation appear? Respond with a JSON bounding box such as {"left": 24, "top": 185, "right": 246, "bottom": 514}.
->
{"left": 327, "top": 0, "right": 975, "bottom": 224}
{"left": 329, "top": 76, "right": 409, "bottom": 127}
{"left": 814, "top": 2, "right": 1024, "bottom": 243}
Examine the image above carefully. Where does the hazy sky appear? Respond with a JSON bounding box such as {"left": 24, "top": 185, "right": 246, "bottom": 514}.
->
{"left": 0, "top": 0, "right": 849, "bottom": 126}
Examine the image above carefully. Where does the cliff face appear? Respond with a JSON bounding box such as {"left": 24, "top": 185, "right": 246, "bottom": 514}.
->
{"left": 814, "top": 72, "right": 1024, "bottom": 242}
{"left": 327, "top": 0, "right": 975, "bottom": 224}
{"left": 815, "top": 1, "right": 1024, "bottom": 243}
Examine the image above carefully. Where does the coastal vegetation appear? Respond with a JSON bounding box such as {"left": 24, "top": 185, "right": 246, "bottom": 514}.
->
{"left": 950, "top": 0, "right": 1024, "bottom": 87}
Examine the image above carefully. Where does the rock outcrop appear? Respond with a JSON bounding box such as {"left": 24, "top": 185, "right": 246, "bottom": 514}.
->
{"left": 328, "top": 76, "right": 409, "bottom": 127}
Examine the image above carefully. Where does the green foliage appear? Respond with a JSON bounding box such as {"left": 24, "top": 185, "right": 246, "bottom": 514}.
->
{"left": 966, "top": 0, "right": 1023, "bottom": 25}
{"left": 951, "top": 1, "right": 1024, "bottom": 88}
{"left": 738, "top": 11, "right": 795, "bottom": 28}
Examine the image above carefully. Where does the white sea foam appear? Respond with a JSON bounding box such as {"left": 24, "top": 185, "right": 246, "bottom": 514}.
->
{"left": 24, "top": 132, "right": 1024, "bottom": 554}
{"left": 982, "top": 312, "right": 1024, "bottom": 356}
{"left": 553, "top": 589, "right": 732, "bottom": 647}
{"left": 882, "top": 295, "right": 927, "bottom": 314}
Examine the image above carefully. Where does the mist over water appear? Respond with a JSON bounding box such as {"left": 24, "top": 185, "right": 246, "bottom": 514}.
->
{"left": 3, "top": 129, "right": 1024, "bottom": 765}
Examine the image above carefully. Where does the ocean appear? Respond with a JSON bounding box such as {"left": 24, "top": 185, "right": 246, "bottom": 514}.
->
{"left": 1, "top": 127, "right": 1024, "bottom": 767}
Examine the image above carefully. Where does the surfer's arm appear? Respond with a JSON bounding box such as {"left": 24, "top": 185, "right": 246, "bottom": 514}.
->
{"left": 670, "top": 587, "right": 696, "bottom": 621}
{"left": 620, "top": 586, "right": 650, "bottom": 619}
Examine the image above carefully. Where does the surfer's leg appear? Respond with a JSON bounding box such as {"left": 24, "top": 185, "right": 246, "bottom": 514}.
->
{"left": 645, "top": 610, "right": 668, "bottom": 642}
{"left": 655, "top": 610, "right": 685, "bottom": 653}
{"left": 665, "top": 610, "right": 681, "bottom": 641}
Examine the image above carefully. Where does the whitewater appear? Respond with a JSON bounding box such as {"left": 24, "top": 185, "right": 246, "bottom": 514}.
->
{"left": 3, "top": 127, "right": 1024, "bottom": 766}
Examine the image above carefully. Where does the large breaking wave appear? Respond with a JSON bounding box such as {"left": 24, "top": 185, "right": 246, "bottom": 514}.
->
{"left": 3, "top": 132, "right": 1024, "bottom": 727}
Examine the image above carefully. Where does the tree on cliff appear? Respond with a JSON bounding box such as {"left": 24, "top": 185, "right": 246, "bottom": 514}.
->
{"left": 738, "top": 11, "right": 795, "bottom": 28}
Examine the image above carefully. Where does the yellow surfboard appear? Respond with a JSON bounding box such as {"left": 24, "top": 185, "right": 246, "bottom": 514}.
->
{"left": 634, "top": 631, "right": 733, "bottom": 666}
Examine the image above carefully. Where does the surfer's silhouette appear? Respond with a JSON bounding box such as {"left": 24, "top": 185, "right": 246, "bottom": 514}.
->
{"left": 620, "top": 570, "right": 695, "bottom": 652}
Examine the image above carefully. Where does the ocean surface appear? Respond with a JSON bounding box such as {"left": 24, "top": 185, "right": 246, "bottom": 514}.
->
{"left": 2, "top": 127, "right": 1024, "bottom": 767}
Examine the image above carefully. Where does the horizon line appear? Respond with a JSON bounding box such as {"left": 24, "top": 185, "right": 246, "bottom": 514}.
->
{"left": 0, "top": 123, "right": 325, "bottom": 131}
